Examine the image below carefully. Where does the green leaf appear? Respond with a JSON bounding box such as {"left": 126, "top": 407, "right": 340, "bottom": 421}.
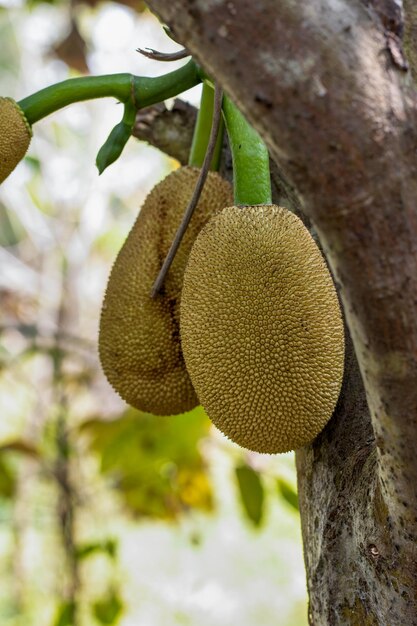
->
{"left": 0, "top": 457, "right": 16, "bottom": 499}
{"left": 15, "top": 323, "right": 38, "bottom": 339}
{"left": 24, "top": 155, "right": 42, "bottom": 173}
{"left": 235, "top": 464, "right": 264, "bottom": 527}
{"left": 96, "top": 101, "right": 136, "bottom": 174}
{"left": 0, "top": 440, "right": 40, "bottom": 500}
{"left": 0, "top": 202, "right": 26, "bottom": 247}
{"left": 276, "top": 477, "right": 299, "bottom": 512}
{"left": 96, "top": 121, "right": 131, "bottom": 174}
{"left": 80, "top": 406, "right": 213, "bottom": 520}
{"left": 92, "top": 591, "right": 123, "bottom": 625}
{"left": 0, "top": 439, "right": 40, "bottom": 460}
{"left": 53, "top": 602, "right": 75, "bottom": 626}
{"left": 76, "top": 539, "right": 117, "bottom": 560}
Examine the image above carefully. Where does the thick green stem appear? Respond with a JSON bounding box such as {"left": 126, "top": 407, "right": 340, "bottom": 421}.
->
{"left": 222, "top": 96, "right": 271, "bottom": 206}
{"left": 18, "top": 60, "right": 201, "bottom": 126}
{"left": 135, "top": 60, "right": 201, "bottom": 109}
{"left": 188, "top": 82, "right": 223, "bottom": 170}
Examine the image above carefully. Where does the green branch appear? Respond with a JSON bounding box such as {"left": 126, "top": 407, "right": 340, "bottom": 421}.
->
{"left": 222, "top": 96, "right": 271, "bottom": 206}
{"left": 188, "top": 82, "right": 223, "bottom": 170}
{"left": 18, "top": 60, "right": 201, "bottom": 126}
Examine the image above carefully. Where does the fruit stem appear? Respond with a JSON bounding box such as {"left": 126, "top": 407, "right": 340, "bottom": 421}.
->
{"left": 189, "top": 82, "right": 223, "bottom": 171}
{"left": 222, "top": 96, "right": 271, "bottom": 206}
{"left": 18, "top": 60, "right": 201, "bottom": 126}
{"left": 150, "top": 84, "right": 224, "bottom": 298}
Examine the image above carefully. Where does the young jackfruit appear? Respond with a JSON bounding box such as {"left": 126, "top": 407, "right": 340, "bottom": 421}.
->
{"left": 99, "top": 166, "right": 233, "bottom": 416}
{"left": 0, "top": 98, "right": 32, "bottom": 184}
{"left": 180, "top": 204, "right": 345, "bottom": 453}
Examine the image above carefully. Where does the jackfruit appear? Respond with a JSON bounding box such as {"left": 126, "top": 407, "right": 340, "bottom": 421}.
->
{"left": 180, "top": 204, "right": 345, "bottom": 453}
{"left": 99, "top": 166, "right": 233, "bottom": 416}
{"left": 0, "top": 98, "right": 32, "bottom": 184}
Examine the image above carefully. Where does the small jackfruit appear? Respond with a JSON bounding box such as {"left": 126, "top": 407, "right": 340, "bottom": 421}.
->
{"left": 180, "top": 204, "right": 345, "bottom": 453}
{"left": 99, "top": 166, "right": 233, "bottom": 416}
{"left": 0, "top": 98, "right": 32, "bottom": 184}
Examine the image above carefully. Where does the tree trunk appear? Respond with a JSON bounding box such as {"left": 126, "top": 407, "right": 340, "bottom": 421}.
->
{"left": 146, "top": 1, "right": 417, "bottom": 623}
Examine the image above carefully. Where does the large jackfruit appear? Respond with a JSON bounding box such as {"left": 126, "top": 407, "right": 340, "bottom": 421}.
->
{"left": 0, "top": 98, "right": 32, "bottom": 184}
{"left": 99, "top": 166, "right": 233, "bottom": 416}
{"left": 180, "top": 204, "right": 345, "bottom": 453}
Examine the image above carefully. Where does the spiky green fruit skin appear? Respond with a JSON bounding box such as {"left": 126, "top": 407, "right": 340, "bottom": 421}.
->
{"left": 181, "top": 204, "right": 345, "bottom": 453}
{"left": 0, "top": 98, "right": 32, "bottom": 184}
{"left": 99, "top": 166, "right": 233, "bottom": 416}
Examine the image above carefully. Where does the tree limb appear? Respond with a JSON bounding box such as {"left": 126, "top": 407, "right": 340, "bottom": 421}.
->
{"left": 133, "top": 99, "right": 196, "bottom": 165}
{"left": 147, "top": 0, "right": 417, "bottom": 618}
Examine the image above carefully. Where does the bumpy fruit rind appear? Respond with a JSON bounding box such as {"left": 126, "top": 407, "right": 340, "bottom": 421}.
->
{"left": 99, "top": 166, "right": 233, "bottom": 416}
{"left": 180, "top": 204, "right": 345, "bottom": 453}
{"left": 0, "top": 97, "right": 32, "bottom": 184}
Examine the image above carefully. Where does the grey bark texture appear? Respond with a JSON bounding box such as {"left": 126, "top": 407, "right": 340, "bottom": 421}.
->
{"left": 404, "top": 0, "right": 417, "bottom": 80}
{"left": 144, "top": 1, "right": 417, "bottom": 624}
{"left": 133, "top": 99, "right": 197, "bottom": 166}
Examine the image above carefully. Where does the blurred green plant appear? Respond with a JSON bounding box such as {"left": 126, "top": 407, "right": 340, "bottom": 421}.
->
{"left": 235, "top": 463, "right": 265, "bottom": 528}
{"left": 76, "top": 539, "right": 118, "bottom": 561}
{"left": 0, "top": 441, "right": 40, "bottom": 499}
{"left": 0, "top": 201, "right": 26, "bottom": 247}
{"left": 81, "top": 406, "right": 214, "bottom": 519}
{"left": 92, "top": 590, "right": 123, "bottom": 625}
{"left": 0, "top": 457, "right": 15, "bottom": 499}
{"left": 53, "top": 602, "right": 76, "bottom": 626}
{"left": 277, "top": 477, "right": 299, "bottom": 512}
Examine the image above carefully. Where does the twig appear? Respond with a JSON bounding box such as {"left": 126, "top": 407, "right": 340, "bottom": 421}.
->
{"left": 137, "top": 47, "right": 189, "bottom": 62}
{"left": 150, "top": 83, "right": 223, "bottom": 297}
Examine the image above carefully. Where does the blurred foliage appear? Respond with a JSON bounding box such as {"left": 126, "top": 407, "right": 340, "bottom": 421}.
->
{"left": 53, "top": 20, "right": 89, "bottom": 74}
{"left": 0, "top": 457, "right": 15, "bottom": 499}
{"left": 0, "top": 202, "right": 26, "bottom": 247}
{"left": 92, "top": 590, "right": 123, "bottom": 625}
{"left": 0, "top": 18, "right": 19, "bottom": 76}
{"left": 0, "top": 439, "right": 40, "bottom": 458}
{"left": 81, "top": 406, "right": 214, "bottom": 519}
{"left": 76, "top": 539, "right": 117, "bottom": 561}
{"left": 24, "top": 0, "right": 147, "bottom": 75}
{"left": 24, "top": 0, "right": 146, "bottom": 11}
{"left": 235, "top": 463, "right": 264, "bottom": 528}
{"left": 53, "top": 602, "right": 76, "bottom": 626}
{"left": 0, "top": 441, "right": 40, "bottom": 499}
{"left": 277, "top": 477, "right": 299, "bottom": 512}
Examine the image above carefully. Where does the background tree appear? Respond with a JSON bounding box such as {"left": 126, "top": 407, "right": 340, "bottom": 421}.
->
{"left": 144, "top": 1, "right": 417, "bottom": 623}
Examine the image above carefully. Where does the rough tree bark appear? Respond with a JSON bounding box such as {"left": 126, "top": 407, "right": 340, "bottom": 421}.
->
{"left": 145, "top": 2, "right": 417, "bottom": 624}
{"left": 133, "top": 99, "right": 197, "bottom": 166}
